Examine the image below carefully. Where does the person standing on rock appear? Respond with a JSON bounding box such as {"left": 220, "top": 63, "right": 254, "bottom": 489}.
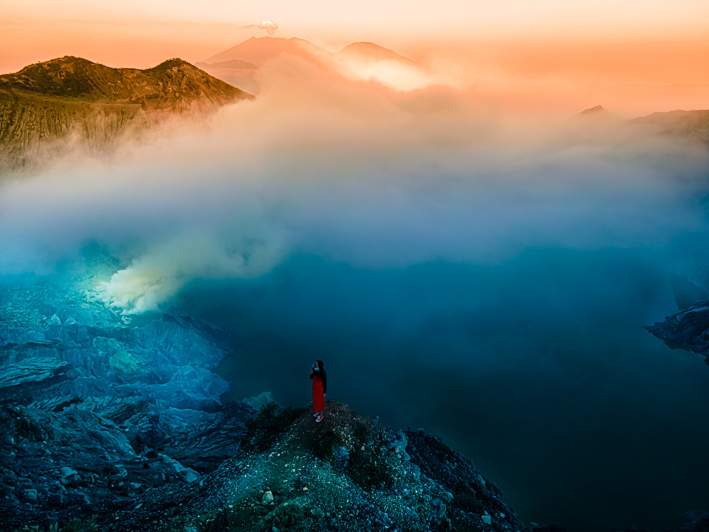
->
{"left": 310, "top": 360, "right": 327, "bottom": 422}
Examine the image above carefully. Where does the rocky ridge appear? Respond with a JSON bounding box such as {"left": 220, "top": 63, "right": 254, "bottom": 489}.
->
{"left": 0, "top": 56, "right": 250, "bottom": 171}
{"left": 647, "top": 301, "right": 709, "bottom": 365}
{"left": 110, "top": 402, "right": 524, "bottom": 531}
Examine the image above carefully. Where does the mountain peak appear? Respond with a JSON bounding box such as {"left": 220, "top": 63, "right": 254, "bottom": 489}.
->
{"left": 150, "top": 57, "right": 192, "bottom": 70}
{"left": 204, "top": 36, "right": 321, "bottom": 67}
{"left": 340, "top": 41, "right": 416, "bottom": 65}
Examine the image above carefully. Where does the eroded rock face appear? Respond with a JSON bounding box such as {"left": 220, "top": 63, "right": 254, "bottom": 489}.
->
{"left": 405, "top": 430, "right": 519, "bottom": 530}
{"left": 646, "top": 301, "right": 709, "bottom": 365}
{"left": 0, "top": 250, "right": 252, "bottom": 528}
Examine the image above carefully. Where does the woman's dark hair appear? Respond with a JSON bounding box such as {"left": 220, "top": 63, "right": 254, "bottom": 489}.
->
{"left": 313, "top": 359, "right": 327, "bottom": 394}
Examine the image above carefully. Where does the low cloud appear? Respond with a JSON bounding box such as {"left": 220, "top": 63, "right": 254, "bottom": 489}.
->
{"left": 0, "top": 55, "right": 707, "bottom": 311}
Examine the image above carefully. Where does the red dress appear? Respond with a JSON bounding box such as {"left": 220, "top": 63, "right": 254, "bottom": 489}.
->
{"left": 311, "top": 373, "right": 325, "bottom": 413}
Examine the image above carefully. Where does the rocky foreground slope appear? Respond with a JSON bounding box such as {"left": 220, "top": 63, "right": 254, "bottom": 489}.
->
{"left": 0, "top": 250, "right": 523, "bottom": 531}
{"left": 0, "top": 56, "right": 250, "bottom": 171}
{"left": 109, "top": 402, "right": 523, "bottom": 531}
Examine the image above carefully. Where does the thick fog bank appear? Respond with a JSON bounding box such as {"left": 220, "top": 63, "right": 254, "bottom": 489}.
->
{"left": 1, "top": 74, "right": 709, "bottom": 530}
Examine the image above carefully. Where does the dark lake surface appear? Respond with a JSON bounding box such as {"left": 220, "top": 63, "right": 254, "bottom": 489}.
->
{"left": 177, "top": 248, "right": 709, "bottom": 531}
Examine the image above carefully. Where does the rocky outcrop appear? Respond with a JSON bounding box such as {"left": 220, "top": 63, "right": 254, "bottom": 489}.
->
{"left": 647, "top": 301, "right": 709, "bottom": 365}
{"left": 405, "top": 430, "right": 519, "bottom": 530}
{"left": 0, "top": 356, "right": 71, "bottom": 394}
{"left": 110, "top": 402, "right": 524, "bottom": 531}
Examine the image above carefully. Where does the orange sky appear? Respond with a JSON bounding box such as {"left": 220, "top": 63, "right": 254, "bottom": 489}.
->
{"left": 1, "top": 1, "right": 708, "bottom": 114}
{"left": 4, "top": 0, "right": 709, "bottom": 38}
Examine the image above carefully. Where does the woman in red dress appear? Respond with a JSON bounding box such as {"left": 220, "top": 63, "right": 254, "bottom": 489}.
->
{"left": 310, "top": 360, "right": 327, "bottom": 422}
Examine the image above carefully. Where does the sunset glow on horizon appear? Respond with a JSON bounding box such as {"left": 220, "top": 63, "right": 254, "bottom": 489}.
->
{"left": 2, "top": 0, "right": 709, "bottom": 115}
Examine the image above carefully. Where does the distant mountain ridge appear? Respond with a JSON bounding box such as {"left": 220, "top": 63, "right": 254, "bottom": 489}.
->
{"left": 0, "top": 56, "right": 248, "bottom": 107}
{"left": 198, "top": 36, "right": 427, "bottom": 93}
{"left": 201, "top": 37, "right": 417, "bottom": 69}
{"left": 571, "top": 104, "right": 709, "bottom": 147}
{"left": 339, "top": 41, "right": 417, "bottom": 65}
{"left": 630, "top": 109, "right": 709, "bottom": 145}
{"left": 0, "top": 56, "right": 251, "bottom": 171}
{"left": 203, "top": 37, "right": 323, "bottom": 67}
